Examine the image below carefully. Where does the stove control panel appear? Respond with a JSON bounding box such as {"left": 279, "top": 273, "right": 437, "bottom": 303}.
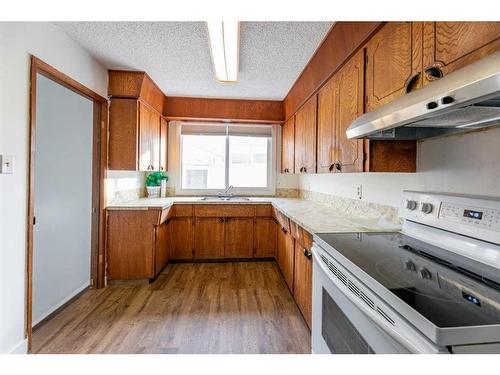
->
{"left": 400, "top": 191, "right": 500, "bottom": 245}
{"left": 439, "top": 202, "right": 500, "bottom": 230}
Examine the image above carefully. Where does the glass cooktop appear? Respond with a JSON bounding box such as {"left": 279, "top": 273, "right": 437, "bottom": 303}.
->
{"left": 315, "top": 232, "right": 500, "bottom": 329}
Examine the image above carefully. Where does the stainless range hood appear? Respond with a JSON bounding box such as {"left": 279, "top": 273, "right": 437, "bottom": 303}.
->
{"left": 347, "top": 51, "right": 500, "bottom": 140}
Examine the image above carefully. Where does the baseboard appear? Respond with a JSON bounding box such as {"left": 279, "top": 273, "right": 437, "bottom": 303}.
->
{"left": 8, "top": 339, "right": 28, "bottom": 354}
{"left": 32, "top": 281, "right": 90, "bottom": 327}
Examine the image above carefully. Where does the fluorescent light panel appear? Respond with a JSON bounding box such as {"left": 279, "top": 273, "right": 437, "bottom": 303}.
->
{"left": 207, "top": 21, "right": 239, "bottom": 82}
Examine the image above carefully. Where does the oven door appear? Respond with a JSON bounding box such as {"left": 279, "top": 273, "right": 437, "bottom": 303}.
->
{"left": 311, "top": 244, "right": 444, "bottom": 354}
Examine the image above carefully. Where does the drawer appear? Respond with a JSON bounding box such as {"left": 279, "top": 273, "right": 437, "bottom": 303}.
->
{"left": 172, "top": 204, "right": 193, "bottom": 217}
{"left": 255, "top": 204, "right": 272, "bottom": 217}
{"left": 194, "top": 204, "right": 256, "bottom": 217}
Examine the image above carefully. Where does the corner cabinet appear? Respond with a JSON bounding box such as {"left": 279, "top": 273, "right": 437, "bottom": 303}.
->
{"left": 109, "top": 99, "right": 167, "bottom": 171}
{"left": 294, "top": 95, "right": 317, "bottom": 174}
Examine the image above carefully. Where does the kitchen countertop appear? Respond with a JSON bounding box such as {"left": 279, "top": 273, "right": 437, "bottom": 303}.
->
{"left": 107, "top": 197, "right": 401, "bottom": 234}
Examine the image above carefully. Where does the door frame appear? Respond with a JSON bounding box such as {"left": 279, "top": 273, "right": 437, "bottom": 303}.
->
{"left": 26, "top": 56, "right": 108, "bottom": 351}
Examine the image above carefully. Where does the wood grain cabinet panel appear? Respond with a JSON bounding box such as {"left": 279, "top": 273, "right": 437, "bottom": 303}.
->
{"left": 138, "top": 102, "right": 161, "bottom": 171}
{"left": 294, "top": 95, "right": 317, "bottom": 174}
{"left": 168, "top": 217, "right": 193, "bottom": 260}
{"left": 277, "top": 223, "right": 295, "bottom": 292}
{"left": 335, "top": 50, "right": 365, "bottom": 173}
{"left": 293, "top": 242, "right": 312, "bottom": 328}
{"left": 423, "top": 22, "right": 500, "bottom": 84}
{"left": 194, "top": 217, "right": 225, "bottom": 259}
{"left": 317, "top": 77, "right": 336, "bottom": 173}
{"left": 224, "top": 218, "right": 254, "bottom": 258}
{"left": 160, "top": 117, "right": 168, "bottom": 172}
{"left": 254, "top": 218, "right": 277, "bottom": 258}
{"left": 281, "top": 117, "right": 295, "bottom": 174}
{"left": 365, "top": 22, "right": 423, "bottom": 112}
{"left": 155, "top": 223, "right": 169, "bottom": 275}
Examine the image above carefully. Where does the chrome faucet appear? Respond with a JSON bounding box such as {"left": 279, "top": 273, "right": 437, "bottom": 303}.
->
{"left": 218, "top": 185, "right": 234, "bottom": 198}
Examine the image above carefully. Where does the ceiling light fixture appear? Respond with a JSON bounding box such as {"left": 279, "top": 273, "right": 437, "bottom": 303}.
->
{"left": 207, "top": 21, "right": 240, "bottom": 82}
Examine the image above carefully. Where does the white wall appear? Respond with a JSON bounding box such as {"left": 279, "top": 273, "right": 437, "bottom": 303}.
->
{"left": 0, "top": 22, "right": 107, "bottom": 354}
{"left": 299, "top": 126, "right": 500, "bottom": 207}
{"left": 32, "top": 74, "right": 93, "bottom": 326}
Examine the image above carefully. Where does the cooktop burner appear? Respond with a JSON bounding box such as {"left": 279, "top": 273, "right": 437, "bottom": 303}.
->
{"left": 315, "top": 232, "right": 500, "bottom": 329}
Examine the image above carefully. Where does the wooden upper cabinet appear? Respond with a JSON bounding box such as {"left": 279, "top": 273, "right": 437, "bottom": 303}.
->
{"left": 194, "top": 217, "right": 225, "bottom": 259}
{"left": 109, "top": 99, "right": 163, "bottom": 171}
{"left": 160, "top": 118, "right": 168, "bottom": 172}
{"left": 335, "top": 50, "right": 365, "bottom": 173}
{"left": 317, "top": 77, "right": 336, "bottom": 173}
{"left": 365, "top": 22, "right": 423, "bottom": 112}
{"left": 224, "top": 217, "right": 254, "bottom": 258}
{"left": 281, "top": 116, "right": 295, "bottom": 174}
{"left": 294, "top": 95, "right": 317, "bottom": 174}
{"left": 423, "top": 22, "right": 500, "bottom": 84}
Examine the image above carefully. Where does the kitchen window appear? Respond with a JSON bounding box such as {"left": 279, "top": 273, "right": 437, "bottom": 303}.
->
{"left": 179, "top": 123, "right": 276, "bottom": 195}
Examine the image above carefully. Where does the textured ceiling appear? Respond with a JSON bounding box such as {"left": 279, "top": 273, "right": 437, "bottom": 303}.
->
{"left": 55, "top": 22, "right": 333, "bottom": 100}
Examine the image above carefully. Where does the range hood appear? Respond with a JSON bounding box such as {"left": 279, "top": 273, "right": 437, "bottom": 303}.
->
{"left": 347, "top": 51, "right": 500, "bottom": 140}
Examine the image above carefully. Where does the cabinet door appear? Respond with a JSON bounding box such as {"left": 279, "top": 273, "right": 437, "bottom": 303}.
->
{"left": 139, "top": 102, "right": 153, "bottom": 171}
{"left": 154, "top": 223, "right": 169, "bottom": 276}
{"left": 335, "top": 50, "right": 365, "bottom": 173}
{"left": 254, "top": 218, "right": 277, "bottom": 258}
{"left": 365, "top": 22, "right": 423, "bottom": 112}
{"left": 277, "top": 224, "right": 295, "bottom": 292}
{"left": 317, "top": 77, "right": 336, "bottom": 173}
{"left": 168, "top": 217, "right": 193, "bottom": 260}
{"left": 194, "top": 217, "right": 224, "bottom": 259}
{"left": 281, "top": 116, "right": 295, "bottom": 174}
{"left": 160, "top": 118, "right": 168, "bottom": 172}
{"left": 294, "top": 95, "right": 317, "bottom": 174}
{"left": 293, "top": 242, "right": 312, "bottom": 328}
{"left": 150, "top": 112, "right": 161, "bottom": 171}
{"left": 423, "top": 22, "right": 500, "bottom": 84}
{"left": 225, "top": 217, "right": 254, "bottom": 258}
{"left": 109, "top": 99, "right": 139, "bottom": 170}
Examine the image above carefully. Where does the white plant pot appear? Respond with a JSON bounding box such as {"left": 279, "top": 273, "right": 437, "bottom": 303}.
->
{"left": 146, "top": 186, "right": 161, "bottom": 198}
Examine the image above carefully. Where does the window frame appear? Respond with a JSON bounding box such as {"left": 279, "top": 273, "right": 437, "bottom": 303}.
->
{"left": 177, "top": 123, "right": 276, "bottom": 196}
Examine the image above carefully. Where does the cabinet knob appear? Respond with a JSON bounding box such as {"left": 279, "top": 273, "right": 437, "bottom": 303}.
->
{"left": 281, "top": 226, "right": 287, "bottom": 234}
{"left": 405, "top": 72, "right": 421, "bottom": 93}
{"left": 303, "top": 249, "right": 312, "bottom": 260}
{"left": 334, "top": 162, "right": 342, "bottom": 172}
{"left": 329, "top": 164, "right": 335, "bottom": 172}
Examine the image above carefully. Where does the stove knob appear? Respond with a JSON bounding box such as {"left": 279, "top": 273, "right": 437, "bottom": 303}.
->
{"left": 406, "top": 200, "right": 418, "bottom": 211}
{"left": 404, "top": 260, "right": 417, "bottom": 272}
{"left": 421, "top": 203, "right": 434, "bottom": 214}
{"left": 418, "top": 267, "right": 432, "bottom": 280}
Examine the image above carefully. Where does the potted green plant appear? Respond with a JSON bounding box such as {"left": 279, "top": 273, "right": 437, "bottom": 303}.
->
{"left": 146, "top": 171, "right": 168, "bottom": 198}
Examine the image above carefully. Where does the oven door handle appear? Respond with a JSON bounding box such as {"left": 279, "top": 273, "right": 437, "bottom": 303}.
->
{"left": 312, "top": 247, "right": 443, "bottom": 354}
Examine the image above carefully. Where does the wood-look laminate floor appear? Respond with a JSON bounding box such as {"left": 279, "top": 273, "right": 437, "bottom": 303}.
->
{"left": 32, "top": 261, "right": 311, "bottom": 354}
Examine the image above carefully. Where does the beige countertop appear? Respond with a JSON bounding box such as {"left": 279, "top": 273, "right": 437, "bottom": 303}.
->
{"left": 106, "top": 196, "right": 401, "bottom": 234}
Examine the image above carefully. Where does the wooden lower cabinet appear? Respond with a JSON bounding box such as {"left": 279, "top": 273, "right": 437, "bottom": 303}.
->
{"left": 277, "top": 223, "right": 295, "bottom": 292}
{"left": 293, "top": 242, "right": 312, "bottom": 328}
{"left": 254, "top": 218, "right": 277, "bottom": 258}
{"left": 225, "top": 217, "right": 254, "bottom": 258}
{"left": 194, "top": 217, "right": 225, "bottom": 259}
{"left": 168, "top": 217, "right": 193, "bottom": 260}
{"left": 107, "top": 209, "right": 168, "bottom": 280}
{"left": 154, "top": 223, "right": 169, "bottom": 275}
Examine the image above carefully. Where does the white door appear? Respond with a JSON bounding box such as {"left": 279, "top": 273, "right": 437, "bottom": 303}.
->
{"left": 32, "top": 74, "right": 93, "bottom": 326}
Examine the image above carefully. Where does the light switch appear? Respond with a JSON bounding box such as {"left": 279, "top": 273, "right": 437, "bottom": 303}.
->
{"left": 0, "top": 155, "right": 13, "bottom": 174}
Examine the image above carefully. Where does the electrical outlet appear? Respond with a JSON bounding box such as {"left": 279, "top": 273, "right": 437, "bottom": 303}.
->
{"left": 356, "top": 184, "right": 362, "bottom": 200}
{"left": 0, "top": 155, "right": 13, "bottom": 174}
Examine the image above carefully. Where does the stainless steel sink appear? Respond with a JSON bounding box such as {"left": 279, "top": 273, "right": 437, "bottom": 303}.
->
{"left": 200, "top": 196, "right": 250, "bottom": 202}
